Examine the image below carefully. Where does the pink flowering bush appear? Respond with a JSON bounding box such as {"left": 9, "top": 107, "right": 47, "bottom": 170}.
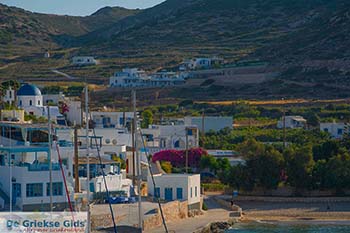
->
{"left": 152, "top": 148, "right": 208, "bottom": 168}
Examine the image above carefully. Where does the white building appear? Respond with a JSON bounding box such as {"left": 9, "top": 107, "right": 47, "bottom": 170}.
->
{"left": 148, "top": 174, "right": 201, "bottom": 209}
{"left": 109, "top": 68, "right": 186, "bottom": 88}
{"left": 320, "top": 122, "right": 347, "bottom": 139}
{"left": 90, "top": 111, "right": 134, "bottom": 129}
{"left": 16, "top": 84, "right": 65, "bottom": 124}
{"left": 0, "top": 122, "right": 74, "bottom": 211}
{"left": 65, "top": 100, "right": 82, "bottom": 126}
{"left": 72, "top": 56, "right": 97, "bottom": 66}
{"left": 184, "top": 116, "right": 233, "bottom": 133}
{"left": 42, "top": 92, "right": 65, "bottom": 105}
{"left": 2, "top": 86, "right": 15, "bottom": 105}
{"left": 181, "top": 57, "right": 224, "bottom": 70}
{"left": 277, "top": 116, "right": 307, "bottom": 129}
{"left": 141, "top": 124, "right": 199, "bottom": 154}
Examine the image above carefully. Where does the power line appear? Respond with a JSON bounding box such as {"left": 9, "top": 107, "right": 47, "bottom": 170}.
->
{"left": 138, "top": 128, "right": 169, "bottom": 233}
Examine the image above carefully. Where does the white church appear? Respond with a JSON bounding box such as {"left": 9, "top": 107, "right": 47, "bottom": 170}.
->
{"left": 15, "top": 84, "right": 64, "bottom": 123}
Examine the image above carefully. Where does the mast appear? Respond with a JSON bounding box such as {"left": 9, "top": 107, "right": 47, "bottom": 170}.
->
{"left": 48, "top": 106, "right": 53, "bottom": 212}
{"left": 85, "top": 84, "right": 91, "bottom": 232}
{"left": 133, "top": 90, "right": 142, "bottom": 230}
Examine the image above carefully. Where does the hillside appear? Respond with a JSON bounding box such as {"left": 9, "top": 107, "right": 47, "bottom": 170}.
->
{"left": 0, "top": 4, "right": 138, "bottom": 53}
{"left": 1, "top": 0, "right": 350, "bottom": 100}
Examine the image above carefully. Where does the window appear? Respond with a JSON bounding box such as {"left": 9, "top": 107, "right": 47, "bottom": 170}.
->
{"left": 29, "top": 100, "right": 32, "bottom": 106}
{"left": 46, "top": 182, "right": 63, "bottom": 196}
{"left": 195, "top": 186, "right": 198, "bottom": 197}
{"left": 324, "top": 128, "right": 328, "bottom": 132}
{"left": 190, "top": 187, "right": 193, "bottom": 198}
{"left": 338, "top": 128, "right": 343, "bottom": 135}
{"left": 154, "top": 187, "right": 160, "bottom": 198}
{"left": 26, "top": 183, "right": 43, "bottom": 197}
{"left": 38, "top": 100, "right": 40, "bottom": 105}
{"left": 176, "top": 188, "right": 183, "bottom": 199}
{"left": 19, "top": 100, "right": 22, "bottom": 106}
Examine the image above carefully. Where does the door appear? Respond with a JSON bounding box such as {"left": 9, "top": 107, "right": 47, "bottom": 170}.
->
{"left": 164, "top": 187, "right": 173, "bottom": 201}
{"left": 176, "top": 188, "right": 183, "bottom": 200}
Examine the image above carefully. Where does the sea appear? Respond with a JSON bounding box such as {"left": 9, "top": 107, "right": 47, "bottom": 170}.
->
{"left": 226, "top": 222, "right": 350, "bottom": 233}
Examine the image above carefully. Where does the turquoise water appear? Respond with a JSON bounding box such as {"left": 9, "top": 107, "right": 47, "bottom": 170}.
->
{"left": 227, "top": 223, "right": 350, "bottom": 232}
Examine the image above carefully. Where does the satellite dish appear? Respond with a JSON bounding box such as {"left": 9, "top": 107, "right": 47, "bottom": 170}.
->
{"left": 112, "top": 139, "right": 118, "bottom": 145}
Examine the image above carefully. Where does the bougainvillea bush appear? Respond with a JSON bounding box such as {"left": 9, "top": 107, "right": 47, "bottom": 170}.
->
{"left": 152, "top": 148, "right": 208, "bottom": 168}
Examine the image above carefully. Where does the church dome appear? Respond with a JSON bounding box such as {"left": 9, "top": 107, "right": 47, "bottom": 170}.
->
{"left": 17, "top": 84, "right": 42, "bottom": 96}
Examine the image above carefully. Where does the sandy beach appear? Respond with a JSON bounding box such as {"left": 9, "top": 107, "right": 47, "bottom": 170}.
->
{"left": 230, "top": 197, "right": 350, "bottom": 223}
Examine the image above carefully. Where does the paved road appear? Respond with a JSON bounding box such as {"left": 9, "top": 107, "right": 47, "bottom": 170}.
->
{"left": 148, "top": 196, "right": 231, "bottom": 233}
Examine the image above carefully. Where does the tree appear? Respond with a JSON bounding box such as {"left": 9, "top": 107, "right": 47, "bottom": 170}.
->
{"left": 324, "top": 153, "right": 350, "bottom": 192}
{"left": 200, "top": 155, "right": 218, "bottom": 173}
{"left": 245, "top": 144, "right": 284, "bottom": 190}
{"left": 141, "top": 110, "right": 153, "bottom": 128}
{"left": 284, "top": 145, "right": 315, "bottom": 190}
{"left": 312, "top": 139, "right": 340, "bottom": 161}
{"left": 306, "top": 112, "right": 320, "bottom": 128}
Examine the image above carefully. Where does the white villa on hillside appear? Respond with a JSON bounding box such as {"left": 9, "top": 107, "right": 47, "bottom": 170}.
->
{"left": 320, "top": 122, "right": 348, "bottom": 139}
{"left": 277, "top": 116, "right": 307, "bottom": 129}
{"left": 109, "top": 68, "right": 186, "bottom": 88}
{"left": 72, "top": 56, "right": 97, "bottom": 66}
{"left": 180, "top": 57, "right": 224, "bottom": 70}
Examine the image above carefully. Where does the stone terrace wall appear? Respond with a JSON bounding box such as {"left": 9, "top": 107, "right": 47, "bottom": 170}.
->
{"left": 143, "top": 200, "right": 188, "bottom": 231}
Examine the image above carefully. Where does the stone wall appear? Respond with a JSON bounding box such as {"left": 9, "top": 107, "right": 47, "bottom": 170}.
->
{"left": 143, "top": 200, "right": 189, "bottom": 231}
{"left": 213, "top": 196, "right": 242, "bottom": 218}
{"left": 224, "top": 187, "right": 350, "bottom": 197}
{"left": 223, "top": 195, "right": 350, "bottom": 203}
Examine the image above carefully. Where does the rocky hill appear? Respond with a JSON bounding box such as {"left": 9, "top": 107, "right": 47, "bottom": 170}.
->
{"left": 1, "top": 0, "right": 350, "bottom": 99}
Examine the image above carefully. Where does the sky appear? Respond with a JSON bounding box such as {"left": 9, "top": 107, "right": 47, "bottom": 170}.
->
{"left": 0, "top": 0, "right": 165, "bottom": 16}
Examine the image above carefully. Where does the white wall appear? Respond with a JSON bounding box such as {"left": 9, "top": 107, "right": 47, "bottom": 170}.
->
{"left": 184, "top": 117, "right": 232, "bottom": 133}
{"left": 66, "top": 101, "right": 82, "bottom": 126}
{"left": 0, "top": 166, "right": 73, "bottom": 208}
{"left": 148, "top": 174, "right": 200, "bottom": 205}
{"left": 18, "top": 95, "right": 43, "bottom": 108}
{"left": 320, "top": 123, "right": 346, "bottom": 139}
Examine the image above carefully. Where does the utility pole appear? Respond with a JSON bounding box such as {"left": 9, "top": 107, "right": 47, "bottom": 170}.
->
{"left": 74, "top": 127, "right": 79, "bottom": 193}
{"left": 201, "top": 110, "right": 205, "bottom": 138}
{"left": 131, "top": 118, "right": 136, "bottom": 186}
{"left": 48, "top": 106, "right": 53, "bottom": 212}
{"left": 282, "top": 98, "right": 286, "bottom": 148}
{"left": 85, "top": 84, "right": 91, "bottom": 233}
{"left": 185, "top": 127, "right": 189, "bottom": 174}
{"left": 132, "top": 90, "right": 142, "bottom": 230}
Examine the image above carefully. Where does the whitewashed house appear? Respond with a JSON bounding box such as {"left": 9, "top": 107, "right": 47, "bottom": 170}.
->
{"left": 277, "top": 116, "right": 307, "bottom": 129}
{"left": 65, "top": 100, "right": 82, "bottom": 126}
{"left": 72, "top": 56, "right": 97, "bottom": 66}
{"left": 2, "top": 86, "right": 15, "bottom": 105}
{"left": 109, "top": 68, "right": 186, "bottom": 88}
{"left": 0, "top": 122, "right": 74, "bottom": 211}
{"left": 184, "top": 116, "right": 233, "bottom": 133}
{"left": 109, "top": 68, "right": 149, "bottom": 88}
{"left": 141, "top": 124, "right": 199, "bottom": 154}
{"left": 90, "top": 111, "right": 134, "bottom": 129}
{"left": 148, "top": 174, "right": 201, "bottom": 209}
{"left": 320, "top": 122, "right": 347, "bottom": 139}
{"left": 181, "top": 57, "right": 224, "bottom": 70}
